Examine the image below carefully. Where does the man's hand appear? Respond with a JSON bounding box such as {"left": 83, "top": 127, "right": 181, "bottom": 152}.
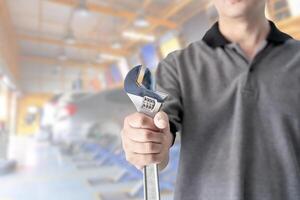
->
{"left": 121, "top": 111, "right": 173, "bottom": 170}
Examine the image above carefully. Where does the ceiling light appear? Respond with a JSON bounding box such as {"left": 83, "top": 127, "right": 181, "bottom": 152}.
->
{"left": 134, "top": 17, "right": 150, "bottom": 28}
{"left": 122, "top": 30, "right": 155, "bottom": 42}
{"left": 99, "top": 53, "right": 123, "bottom": 61}
{"left": 64, "top": 32, "right": 76, "bottom": 45}
{"left": 134, "top": 9, "right": 149, "bottom": 28}
{"left": 75, "top": 0, "right": 90, "bottom": 18}
{"left": 1, "top": 75, "right": 16, "bottom": 90}
{"left": 27, "top": 106, "right": 38, "bottom": 114}
{"left": 95, "top": 54, "right": 104, "bottom": 63}
{"left": 2, "top": 76, "right": 10, "bottom": 86}
{"left": 58, "top": 54, "right": 67, "bottom": 61}
{"left": 76, "top": 7, "right": 89, "bottom": 18}
{"left": 111, "top": 42, "right": 122, "bottom": 49}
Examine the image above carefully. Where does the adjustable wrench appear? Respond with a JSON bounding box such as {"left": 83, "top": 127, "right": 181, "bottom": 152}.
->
{"left": 124, "top": 65, "right": 168, "bottom": 200}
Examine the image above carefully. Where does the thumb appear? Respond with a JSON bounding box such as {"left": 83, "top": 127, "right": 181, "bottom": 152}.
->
{"left": 154, "top": 111, "right": 169, "bottom": 132}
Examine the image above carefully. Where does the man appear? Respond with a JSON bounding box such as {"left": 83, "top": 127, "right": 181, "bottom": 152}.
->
{"left": 121, "top": 0, "right": 300, "bottom": 199}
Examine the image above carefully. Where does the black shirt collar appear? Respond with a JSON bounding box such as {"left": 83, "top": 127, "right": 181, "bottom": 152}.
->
{"left": 202, "top": 20, "right": 293, "bottom": 48}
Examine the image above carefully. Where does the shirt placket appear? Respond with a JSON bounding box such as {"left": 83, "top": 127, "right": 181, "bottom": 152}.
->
{"left": 227, "top": 42, "right": 270, "bottom": 98}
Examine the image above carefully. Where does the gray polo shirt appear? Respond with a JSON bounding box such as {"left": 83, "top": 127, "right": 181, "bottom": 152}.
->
{"left": 155, "top": 21, "right": 300, "bottom": 200}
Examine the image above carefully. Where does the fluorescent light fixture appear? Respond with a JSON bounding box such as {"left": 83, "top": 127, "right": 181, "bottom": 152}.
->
{"left": 134, "top": 17, "right": 150, "bottom": 28}
{"left": 95, "top": 54, "right": 104, "bottom": 63}
{"left": 3, "top": 76, "right": 10, "bottom": 86}
{"left": 76, "top": 7, "right": 90, "bottom": 18}
{"left": 64, "top": 32, "right": 76, "bottom": 45}
{"left": 27, "top": 106, "right": 38, "bottom": 114}
{"left": 1, "top": 75, "right": 16, "bottom": 90}
{"left": 122, "top": 30, "right": 155, "bottom": 42}
{"left": 58, "top": 54, "right": 67, "bottom": 61}
{"left": 99, "top": 53, "right": 123, "bottom": 61}
{"left": 75, "top": 0, "right": 90, "bottom": 18}
{"left": 111, "top": 42, "right": 122, "bottom": 49}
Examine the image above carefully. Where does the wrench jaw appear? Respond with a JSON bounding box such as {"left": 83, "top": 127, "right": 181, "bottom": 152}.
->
{"left": 127, "top": 94, "right": 163, "bottom": 118}
{"left": 125, "top": 65, "right": 167, "bottom": 118}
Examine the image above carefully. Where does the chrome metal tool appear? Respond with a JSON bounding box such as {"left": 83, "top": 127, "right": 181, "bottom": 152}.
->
{"left": 124, "top": 65, "right": 168, "bottom": 200}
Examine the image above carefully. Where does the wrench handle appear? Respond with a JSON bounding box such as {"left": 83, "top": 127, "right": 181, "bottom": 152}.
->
{"left": 139, "top": 108, "right": 161, "bottom": 200}
{"left": 143, "top": 164, "right": 160, "bottom": 200}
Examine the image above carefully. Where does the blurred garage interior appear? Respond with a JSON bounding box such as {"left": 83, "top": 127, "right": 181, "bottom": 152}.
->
{"left": 0, "top": 0, "right": 299, "bottom": 200}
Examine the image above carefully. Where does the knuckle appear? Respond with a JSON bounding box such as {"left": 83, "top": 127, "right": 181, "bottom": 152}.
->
{"left": 149, "top": 154, "right": 159, "bottom": 163}
{"left": 156, "top": 154, "right": 163, "bottom": 163}
{"left": 156, "top": 144, "right": 162, "bottom": 152}
{"left": 135, "top": 143, "right": 143, "bottom": 152}
{"left": 124, "top": 113, "right": 137, "bottom": 126}
{"left": 156, "top": 133, "right": 163, "bottom": 142}
{"left": 143, "top": 130, "right": 152, "bottom": 140}
{"left": 136, "top": 116, "right": 146, "bottom": 127}
{"left": 143, "top": 131, "right": 162, "bottom": 143}
{"left": 148, "top": 143, "right": 157, "bottom": 152}
{"left": 144, "top": 143, "right": 154, "bottom": 153}
{"left": 145, "top": 143, "right": 151, "bottom": 152}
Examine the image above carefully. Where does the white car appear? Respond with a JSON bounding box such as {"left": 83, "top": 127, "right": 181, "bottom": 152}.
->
{"left": 53, "top": 89, "right": 135, "bottom": 149}
{"left": 51, "top": 92, "right": 88, "bottom": 145}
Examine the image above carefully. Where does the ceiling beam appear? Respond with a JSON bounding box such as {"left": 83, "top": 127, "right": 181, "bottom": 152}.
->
{"left": 178, "top": 1, "right": 212, "bottom": 25}
{"left": 164, "top": 0, "right": 193, "bottom": 19}
{"left": 145, "top": 0, "right": 193, "bottom": 33}
{"left": 0, "top": 0, "right": 20, "bottom": 81}
{"left": 124, "top": 0, "right": 193, "bottom": 50}
{"left": 120, "top": 0, "right": 152, "bottom": 30}
{"left": 21, "top": 55, "right": 113, "bottom": 69}
{"left": 19, "top": 34, "right": 129, "bottom": 56}
{"left": 49, "top": 0, "right": 177, "bottom": 29}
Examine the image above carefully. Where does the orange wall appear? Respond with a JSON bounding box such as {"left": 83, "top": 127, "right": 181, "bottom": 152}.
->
{"left": 17, "top": 93, "right": 51, "bottom": 135}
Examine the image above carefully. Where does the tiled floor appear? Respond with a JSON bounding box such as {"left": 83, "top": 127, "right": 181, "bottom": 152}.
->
{"left": 0, "top": 136, "right": 175, "bottom": 200}
{"left": 0, "top": 138, "right": 99, "bottom": 200}
{"left": 0, "top": 136, "right": 129, "bottom": 200}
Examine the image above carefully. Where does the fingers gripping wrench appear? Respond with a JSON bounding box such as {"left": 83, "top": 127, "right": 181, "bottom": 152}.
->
{"left": 124, "top": 65, "right": 168, "bottom": 200}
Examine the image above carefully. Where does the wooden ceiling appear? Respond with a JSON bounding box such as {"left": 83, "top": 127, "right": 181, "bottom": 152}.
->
{"left": 3, "top": 0, "right": 300, "bottom": 73}
{"left": 1, "top": 0, "right": 299, "bottom": 93}
{"left": 0, "top": 0, "right": 212, "bottom": 93}
{"left": 6, "top": 0, "right": 210, "bottom": 71}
